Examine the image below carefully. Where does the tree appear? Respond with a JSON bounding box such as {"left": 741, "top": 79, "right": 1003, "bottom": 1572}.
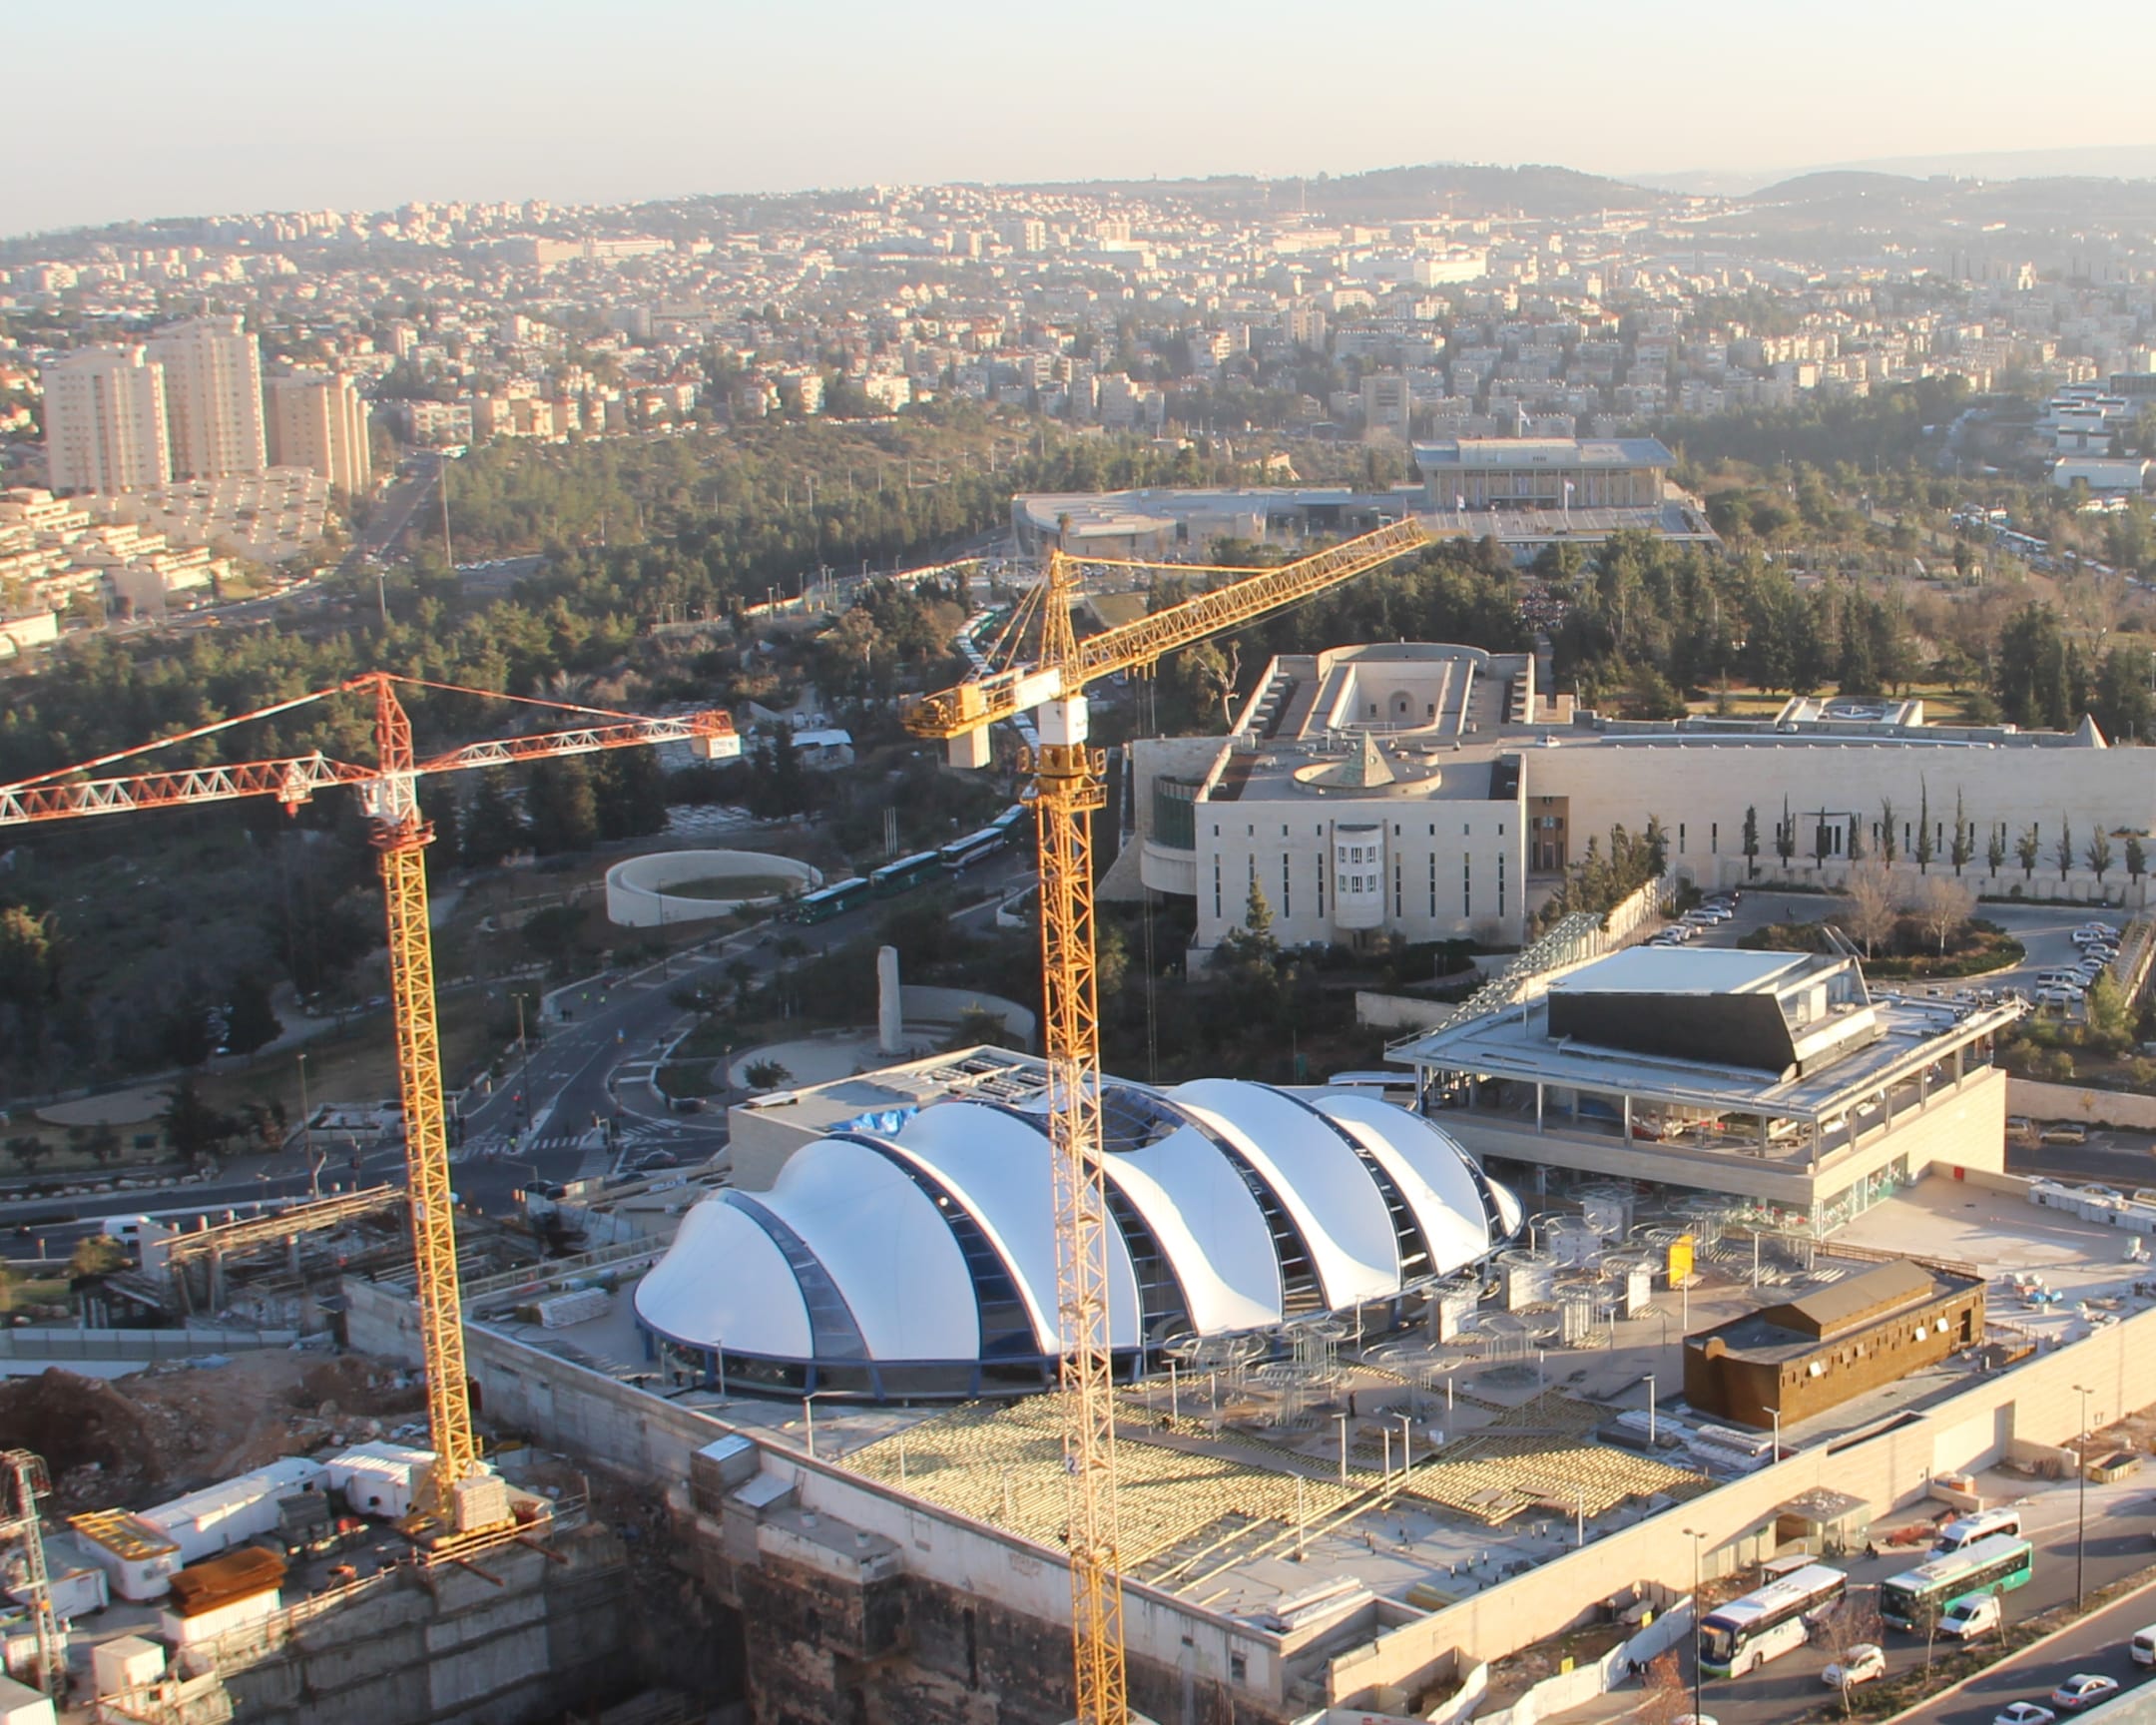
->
{"left": 1742, "top": 805, "right": 1761, "bottom": 880}
{"left": 1915, "top": 874, "right": 1976, "bottom": 955}
{"left": 461, "top": 769, "right": 529, "bottom": 866}
{"left": 2016, "top": 823, "right": 2041, "bottom": 882}
{"left": 743, "top": 1058, "right": 794, "bottom": 1090}
{"left": 161, "top": 994, "right": 216, "bottom": 1069}
{"left": 1950, "top": 789, "right": 1973, "bottom": 876}
{"left": 0, "top": 903, "right": 59, "bottom": 1013}
{"left": 70, "top": 1235, "right": 126, "bottom": 1278}
{"left": 2085, "top": 971, "right": 2134, "bottom": 1052}
{"left": 2055, "top": 815, "right": 2075, "bottom": 882}
{"left": 1879, "top": 797, "right": 1898, "bottom": 866}
{"left": 5, "top": 1135, "right": 47, "bottom": 1178}
{"left": 222, "top": 969, "right": 283, "bottom": 1057}
{"left": 1776, "top": 795, "right": 1796, "bottom": 869}
{"left": 161, "top": 1077, "right": 230, "bottom": 1168}
{"left": 1638, "top": 1649, "right": 1691, "bottom": 1725}
{"left": 1986, "top": 827, "right": 2006, "bottom": 879}
{"left": 1643, "top": 815, "right": 1670, "bottom": 880}
{"left": 1913, "top": 782, "right": 1933, "bottom": 874}
{"left": 596, "top": 748, "right": 669, "bottom": 841}
{"left": 2128, "top": 833, "right": 2147, "bottom": 885}
{"left": 724, "top": 956, "right": 757, "bottom": 1013}
{"left": 1845, "top": 862, "right": 1900, "bottom": 959}
{"left": 1814, "top": 817, "right": 1835, "bottom": 874}
{"left": 527, "top": 758, "right": 600, "bottom": 855}
{"left": 2086, "top": 827, "right": 2114, "bottom": 885}
{"left": 1814, "top": 1590, "right": 1887, "bottom": 1718}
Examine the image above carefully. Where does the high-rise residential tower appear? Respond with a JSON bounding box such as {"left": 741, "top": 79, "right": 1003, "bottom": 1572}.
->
{"left": 147, "top": 314, "right": 267, "bottom": 478}
{"left": 42, "top": 345, "right": 173, "bottom": 493}
{"left": 267, "top": 370, "right": 372, "bottom": 495}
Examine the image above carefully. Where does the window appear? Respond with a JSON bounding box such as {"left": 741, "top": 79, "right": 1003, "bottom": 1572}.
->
{"left": 1462, "top": 856, "right": 1472, "bottom": 916}
{"left": 1497, "top": 850, "right": 1506, "bottom": 916}
{"left": 1428, "top": 853, "right": 1437, "bottom": 918}
{"left": 1282, "top": 853, "right": 1292, "bottom": 918}
{"left": 1679, "top": 824, "right": 1686, "bottom": 853}
{"left": 1213, "top": 856, "right": 1222, "bottom": 920}
{"left": 1394, "top": 859, "right": 1402, "bottom": 916}
{"left": 1317, "top": 852, "right": 1325, "bottom": 917}
{"left": 1712, "top": 822, "right": 1718, "bottom": 854}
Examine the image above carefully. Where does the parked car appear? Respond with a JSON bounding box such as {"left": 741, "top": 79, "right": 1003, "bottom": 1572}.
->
{"left": 1994, "top": 1705, "right": 2056, "bottom": 1725}
{"left": 2050, "top": 1675, "right": 2119, "bottom": 1712}
{"left": 2006, "top": 1116, "right": 2036, "bottom": 1142}
{"left": 1823, "top": 1644, "right": 1886, "bottom": 1689}
{"left": 2035, "top": 987, "right": 2083, "bottom": 1006}
{"left": 2039, "top": 1124, "right": 2089, "bottom": 1146}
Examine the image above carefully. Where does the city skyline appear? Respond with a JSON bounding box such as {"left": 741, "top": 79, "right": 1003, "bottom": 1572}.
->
{"left": 11, "top": 0, "right": 2156, "bottom": 237}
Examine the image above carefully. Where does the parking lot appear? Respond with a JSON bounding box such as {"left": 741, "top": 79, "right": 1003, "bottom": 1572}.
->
{"left": 1658, "top": 887, "right": 2133, "bottom": 1016}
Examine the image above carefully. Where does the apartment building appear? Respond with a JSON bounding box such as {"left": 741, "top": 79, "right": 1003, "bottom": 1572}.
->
{"left": 267, "top": 370, "right": 371, "bottom": 495}
{"left": 42, "top": 346, "right": 172, "bottom": 493}
{"left": 148, "top": 315, "right": 267, "bottom": 479}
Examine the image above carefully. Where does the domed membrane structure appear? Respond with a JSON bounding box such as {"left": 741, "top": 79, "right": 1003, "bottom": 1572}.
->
{"left": 635, "top": 1077, "right": 1521, "bottom": 1400}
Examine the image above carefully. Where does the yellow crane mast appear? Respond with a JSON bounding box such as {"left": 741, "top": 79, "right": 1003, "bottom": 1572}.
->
{"left": 0, "top": 672, "right": 738, "bottom": 1552}
{"left": 906, "top": 517, "right": 1436, "bottom": 1722}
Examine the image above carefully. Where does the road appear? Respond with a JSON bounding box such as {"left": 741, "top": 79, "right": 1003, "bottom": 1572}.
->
{"left": 1908, "top": 1573, "right": 2156, "bottom": 1723}
{"left": 5, "top": 851, "right": 1037, "bottom": 1250}
{"left": 1557, "top": 1475, "right": 2156, "bottom": 1725}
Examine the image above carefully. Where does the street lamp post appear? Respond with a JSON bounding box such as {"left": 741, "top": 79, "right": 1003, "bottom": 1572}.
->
{"left": 295, "top": 1051, "right": 317, "bottom": 1199}
{"left": 1645, "top": 1373, "right": 1657, "bottom": 1446}
{"left": 1334, "top": 1412, "right": 1349, "bottom": 1485}
{"left": 2073, "top": 1383, "right": 2093, "bottom": 1607}
{"left": 1682, "top": 1526, "right": 1706, "bottom": 1722}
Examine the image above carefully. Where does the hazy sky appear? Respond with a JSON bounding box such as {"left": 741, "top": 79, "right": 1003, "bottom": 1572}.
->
{"left": 12, "top": 0, "right": 2156, "bottom": 235}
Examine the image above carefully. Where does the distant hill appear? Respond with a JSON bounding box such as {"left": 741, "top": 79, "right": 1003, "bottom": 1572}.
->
{"left": 1635, "top": 144, "right": 2156, "bottom": 199}
{"left": 1019, "top": 160, "right": 1657, "bottom": 221}
{"left": 1743, "top": 170, "right": 1927, "bottom": 204}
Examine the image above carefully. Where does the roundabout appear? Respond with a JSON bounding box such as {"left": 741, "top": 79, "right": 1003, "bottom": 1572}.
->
{"left": 604, "top": 849, "right": 820, "bottom": 928}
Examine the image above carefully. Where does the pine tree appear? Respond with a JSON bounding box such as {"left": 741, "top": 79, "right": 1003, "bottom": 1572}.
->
{"left": 1913, "top": 781, "right": 1933, "bottom": 873}
{"left": 1950, "top": 789, "right": 1973, "bottom": 875}
{"left": 1742, "top": 805, "right": 1761, "bottom": 880}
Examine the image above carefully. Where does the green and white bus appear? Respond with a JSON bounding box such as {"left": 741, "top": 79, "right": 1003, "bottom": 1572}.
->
{"left": 787, "top": 877, "right": 869, "bottom": 924}
{"left": 1698, "top": 1562, "right": 1848, "bottom": 1678}
{"left": 1880, "top": 1534, "right": 2034, "bottom": 1632}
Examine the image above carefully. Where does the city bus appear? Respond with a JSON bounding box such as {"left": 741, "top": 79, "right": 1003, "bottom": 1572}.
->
{"left": 1880, "top": 1534, "right": 2034, "bottom": 1632}
{"left": 787, "top": 877, "right": 869, "bottom": 925}
{"left": 869, "top": 852, "right": 945, "bottom": 896}
{"left": 990, "top": 803, "right": 1033, "bottom": 849}
{"left": 938, "top": 828, "right": 1007, "bottom": 872}
{"left": 1697, "top": 1562, "right": 1848, "bottom": 1678}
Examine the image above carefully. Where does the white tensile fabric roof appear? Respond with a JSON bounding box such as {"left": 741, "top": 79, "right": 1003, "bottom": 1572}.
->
{"left": 635, "top": 1078, "right": 1516, "bottom": 1375}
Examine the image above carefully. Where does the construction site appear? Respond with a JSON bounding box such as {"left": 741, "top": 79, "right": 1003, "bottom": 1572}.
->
{"left": 6, "top": 534, "right": 2156, "bottom": 1725}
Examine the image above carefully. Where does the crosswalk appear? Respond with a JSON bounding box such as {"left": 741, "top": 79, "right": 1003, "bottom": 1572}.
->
{"left": 455, "top": 1119, "right": 681, "bottom": 1164}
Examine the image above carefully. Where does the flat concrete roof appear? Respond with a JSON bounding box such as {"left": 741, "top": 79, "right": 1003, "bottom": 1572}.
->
{"left": 1399, "top": 986, "right": 2015, "bottom": 1123}
{"left": 1547, "top": 948, "right": 1825, "bottom": 999}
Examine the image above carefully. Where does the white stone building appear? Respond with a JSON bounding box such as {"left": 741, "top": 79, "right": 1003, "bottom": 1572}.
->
{"left": 41, "top": 345, "right": 171, "bottom": 494}
{"left": 147, "top": 314, "right": 267, "bottom": 479}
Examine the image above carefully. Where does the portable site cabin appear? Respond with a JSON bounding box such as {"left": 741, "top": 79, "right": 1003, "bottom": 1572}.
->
{"left": 324, "top": 1442, "right": 435, "bottom": 1521}
{"left": 141, "top": 1457, "right": 328, "bottom": 1564}
{"left": 67, "top": 1510, "right": 182, "bottom": 1602}
{"left": 157, "top": 1546, "right": 286, "bottom": 1648}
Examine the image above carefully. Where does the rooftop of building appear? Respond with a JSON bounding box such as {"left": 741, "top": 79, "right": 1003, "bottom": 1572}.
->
{"left": 1411, "top": 435, "right": 1675, "bottom": 470}
{"left": 1396, "top": 948, "right": 2018, "bottom": 1125}
{"left": 1688, "top": 1257, "right": 1982, "bottom": 1365}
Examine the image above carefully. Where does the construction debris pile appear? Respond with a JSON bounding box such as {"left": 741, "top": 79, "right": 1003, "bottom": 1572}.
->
{"left": 0, "top": 1352, "right": 427, "bottom": 1510}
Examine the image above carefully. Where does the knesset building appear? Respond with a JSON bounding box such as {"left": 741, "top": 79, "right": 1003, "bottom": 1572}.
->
{"left": 1389, "top": 946, "right": 2020, "bottom": 1236}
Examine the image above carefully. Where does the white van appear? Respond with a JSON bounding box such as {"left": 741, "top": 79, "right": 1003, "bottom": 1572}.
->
{"left": 2131, "top": 1623, "right": 2156, "bottom": 1667}
{"left": 1938, "top": 1593, "right": 2001, "bottom": 1640}
{"left": 1931, "top": 1508, "right": 2022, "bottom": 1556}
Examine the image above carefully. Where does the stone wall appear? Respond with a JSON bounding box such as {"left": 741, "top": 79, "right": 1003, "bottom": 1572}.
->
{"left": 213, "top": 1530, "right": 631, "bottom": 1725}
{"left": 2008, "top": 1076, "right": 2156, "bottom": 1130}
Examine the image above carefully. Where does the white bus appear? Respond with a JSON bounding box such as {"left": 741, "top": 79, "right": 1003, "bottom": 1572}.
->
{"left": 1698, "top": 1562, "right": 1848, "bottom": 1678}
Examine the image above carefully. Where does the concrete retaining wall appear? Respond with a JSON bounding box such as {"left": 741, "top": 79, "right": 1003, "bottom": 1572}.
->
{"left": 898, "top": 982, "right": 1037, "bottom": 1048}
{"left": 2008, "top": 1076, "right": 2156, "bottom": 1130}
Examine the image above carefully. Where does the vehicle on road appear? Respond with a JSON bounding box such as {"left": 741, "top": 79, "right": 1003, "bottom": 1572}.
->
{"left": 1938, "top": 1591, "right": 2003, "bottom": 1640}
{"left": 938, "top": 827, "right": 1009, "bottom": 872}
{"left": 1881, "top": 1534, "right": 2032, "bottom": 1631}
{"left": 2007, "top": 1116, "right": 2037, "bottom": 1142}
{"left": 2049, "top": 1674, "right": 2119, "bottom": 1712}
{"left": 2039, "top": 1124, "right": 2089, "bottom": 1146}
{"left": 787, "top": 877, "right": 870, "bottom": 924}
{"left": 2132, "top": 1622, "right": 2156, "bottom": 1665}
{"left": 1822, "top": 1644, "right": 1885, "bottom": 1688}
{"left": 1932, "top": 1507, "right": 2023, "bottom": 1555}
{"left": 1993, "top": 1704, "right": 2055, "bottom": 1725}
{"left": 870, "top": 852, "right": 945, "bottom": 896}
{"left": 1697, "top": 1561, "right": 1848, "bottom": 1677}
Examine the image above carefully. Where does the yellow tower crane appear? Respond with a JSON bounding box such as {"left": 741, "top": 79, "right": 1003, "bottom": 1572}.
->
{"left": 0, "top": 673, "right": 738, "bottom": 1552}
{"left": 905, "top": 517, "right": 1437, "bottom": 1723}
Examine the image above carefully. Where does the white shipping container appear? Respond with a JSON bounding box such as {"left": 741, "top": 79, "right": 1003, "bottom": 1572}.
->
{"left": 0, "top": 1672, "right": 57, "bottom": 1725}
{"left": 158, "top": 1586, "right": 281, "bottom": 1647}
{"left": 8, "top": 1564, "right": 108, "bottom": 1622}
{"left": 91, "top": 1635, "right": 165, "bottom": 1698}
{"left": 325, "top": 1442, "right": 436, "bottom": 1520}
{"left": 142, "top": 1458, "right": 328, "bottom": 1564}
{"left": 68, "top": 1513, "right": 181, "bottom": 1602}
